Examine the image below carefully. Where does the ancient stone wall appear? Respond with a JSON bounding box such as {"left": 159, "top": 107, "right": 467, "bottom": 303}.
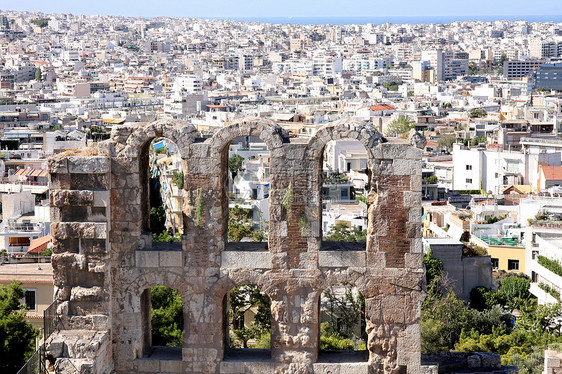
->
{"left": 46, "top": 118, "right": 426, "bottom": 374}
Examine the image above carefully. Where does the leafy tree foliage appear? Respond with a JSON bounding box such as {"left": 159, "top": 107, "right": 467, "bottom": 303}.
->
{"left": 228, "top": 205, "right": 267, "bottom": 242}
{"left": 151, "top": 286, "right": 183, "bottom": 347}
{"left": 320, "top": 286, "right": 366, "bottom": 351}
{"left": 437, "top": 135, "right": 456, "bottom": 151}
{"left": 423, "top": 265, "right": 562, "bottom": 373}
{"left": 34, "top": 68, "right": 42, "bottom": 81}
{"left": 171, "top": 171, "right": 184, "bottom": 190}
{"left": 228, "top": 154, "right": 244, "bottom": 179}
{"left": 385, "top": 116, "right": 414, "bottom": 137}
{"left": 323, "top": 222, "right": 366, "bottom": 242}
{"left": 469, "top": 108, "right": 487, "bottom": 118}
{"left": 31, "top": 18, "right": 49, "bottom": 28}
{"left": 0, "top": 282, "right": 39, "bottom": 373}
{"left": 229, "top": 285, "right": 271, "bottom": 348}
{"left": 149, "top": 206, "right": 166, "bottom": 235}
{"left": 423, "top": 248, "right": 443, "bottom": 286}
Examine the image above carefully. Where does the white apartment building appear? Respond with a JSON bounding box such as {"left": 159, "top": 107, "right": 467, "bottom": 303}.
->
{"left": 452, "top": 143, "right": 560, "bottom": 193}
{"left": 523, "top": 196, "right": 562, "bottom": 304}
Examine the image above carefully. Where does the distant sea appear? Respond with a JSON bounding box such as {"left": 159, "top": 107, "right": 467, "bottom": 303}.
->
{"left": 216, "top": 15, "right": 562, "bottom": 25}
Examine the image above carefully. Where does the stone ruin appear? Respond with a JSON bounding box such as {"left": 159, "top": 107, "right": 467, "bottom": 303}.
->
{"left": 46, "top": 118, "right": 429, "bottom": 374}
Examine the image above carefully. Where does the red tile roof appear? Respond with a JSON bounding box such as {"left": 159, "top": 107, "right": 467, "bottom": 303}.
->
{"left": 541, "top": 165, "right": 562, "bottom": 181}
{"left": 370, "top": 104, "right": 396, "bottom": 112}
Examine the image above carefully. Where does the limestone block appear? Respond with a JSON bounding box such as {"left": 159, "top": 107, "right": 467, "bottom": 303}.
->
{"left": 51, "top": 222, "right": 107, "bottom": 240}
{"left": 319, "top": 251, "right": 366, "bottom": 268}
{"left": 49, "top": 157, "right": 69, "bottom": 174}
{"left": 546, "top": 355, "right": 561, "bottom": 368}
{"left": 467, "top": 354, "right": 481, "bottom": 368}
{"left": 137, "top": 359, "right": 160, "bottom": 372}
{"left": 222, "top": 251, "right": 271, "bottom": 269}
{"left": 93, "top": 191, "right": 110, "bottom": 207}
{"left": 68, "top": 156, "right": 111, "bottom": 174}
{"left": 393, "top": 159, "right": 419, "bottom": 176}
{"left": 136, "top": 251, "right": 159, "bottom": 268}
{"left": 160, "top": 359, "right": 183, "bottom": 372}
{"left": 159, "top": 251, "right": 183, "bottom": 267}
{"left": 475, "top": 352, "right": 501, "bottom": 368}
{"left": 51, "top": 190, "right": 94, "bottom": 207}
{"left": 70, "top": 286, "right": 104, "bottom": 302}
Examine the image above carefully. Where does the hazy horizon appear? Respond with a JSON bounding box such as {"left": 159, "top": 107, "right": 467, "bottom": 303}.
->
{"left": 3, "top": 0, "right": 562, "bottom": 20}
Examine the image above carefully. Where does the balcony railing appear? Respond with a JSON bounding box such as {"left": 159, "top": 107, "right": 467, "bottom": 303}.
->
{"left": 16, "top": 301, "right": 58, "bottom": 374}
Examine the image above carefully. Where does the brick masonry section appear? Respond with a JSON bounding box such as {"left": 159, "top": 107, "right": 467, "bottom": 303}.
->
{"left": 45, "top": 118, "right": 427, "bottom": 374}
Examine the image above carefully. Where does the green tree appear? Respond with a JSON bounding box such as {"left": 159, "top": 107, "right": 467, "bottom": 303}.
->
{"left": 423, "top": 248, "right": 443, "bottom": 286}
{"left": 228, "top": 205, "right": 253, "bottom": 241}
{"left": 229, "top": 154, "right": 244, "bottom": 179}
{"left": 229, "top": 285, "right": 271, "bottom": 348}
{"left": 149, "top": 206, "right": 166, "bottom": 234}
{"left": 383, "top": 82, "right": 399, "bottom": 91}
{"left": 34, "top": 68, "right": 42, "bottom": 81}
{"left": 31, "top": 18, "right": 49, "bottom": 28}
{"left": 323, "top": 222, "right": 366, "bottom": 242}
{"left": 151, "top": 286, "right": 183, "bottom": 347}
{"left": 497, "top": 274, "right": 531, "bottom": 311}
{"left": 437, "top": 135, "right": 456, "bottom": 151}
{"left": 0, "top": 282, "right": 39, "bottom": 372}
{"left": 469, "top": 108, "right": 487, "bottom": 118}
{"left": 171, "top": 171, "right": 184, "bottom": 190}
{"left": 322, "top": 286, "right": 365, "bottom": 340}
{"left": 385, "top": 116, "right": 415, "bottom": 137}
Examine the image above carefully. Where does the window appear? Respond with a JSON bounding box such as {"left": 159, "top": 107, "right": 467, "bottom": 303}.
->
{"left": 495, "top": 173, "right": 499, "bottom": 178}
{"left": 466, "top": 178, "right": 472, "bottom": 184}
{"left": 466, "top": 165, "right": 472, "bottom": 170}
{"left": 532, "top": 250, "right": 538, "bottom": 260}
{"left": 508, "top": 259, "right": 519, "bottom": 271}
{"left": 491, "top": 258, "right": 499, "bottom": 269}
{"left": 531, "top": 271, "right": 538, "bottom": 282}
{"left": 24, "top": 289, "right": 36, "bottom": 311}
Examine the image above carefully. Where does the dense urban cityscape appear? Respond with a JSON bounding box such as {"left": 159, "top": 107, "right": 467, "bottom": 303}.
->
{"left": 1, "top": 7, "right": 562, "bottom": 374}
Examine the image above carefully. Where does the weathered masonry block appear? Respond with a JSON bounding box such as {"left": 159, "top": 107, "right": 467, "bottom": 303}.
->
{"left": 46, "top": 118, "right": 428, "bottom": 373}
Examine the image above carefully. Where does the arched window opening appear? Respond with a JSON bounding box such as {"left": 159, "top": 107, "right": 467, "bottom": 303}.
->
{"left": 140, "top": 138, "right": 183, "bottom": 249}
{"left": 318, "top": 284, "right": 367, "bottom": 362}
{"left": 321, "top": 139, "right": 369, "bottom": 249}
{"left": 140, "top": 286, "right": 183, "bottom": 360}
{"left": 223, "top": 285, "right": 271, "bottom": 361}
{"left": 226, "top": 136, "right": 270, "bottom": 247}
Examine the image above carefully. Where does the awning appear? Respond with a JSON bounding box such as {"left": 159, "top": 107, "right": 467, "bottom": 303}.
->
{"left": 152, "top": 141, "right": 166, "bottom": 150}
{"left": 27, "top": 234, "right": 53, "bottom": 254}
{"left": 102, "top": 118, "right": 125, "bottom": 124}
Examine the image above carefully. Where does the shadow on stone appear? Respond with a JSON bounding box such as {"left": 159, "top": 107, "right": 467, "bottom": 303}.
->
{"left": 317, "top": 350, "right": 368, "bottom": 363}
{"left": 320, "top": 241, "right": 365, "bottom": 251}
{"left": 143, "top": 346, "right": 182, "bottom": 361}
{"left": 223, "top": 348, "right": 271, "bottom": 362}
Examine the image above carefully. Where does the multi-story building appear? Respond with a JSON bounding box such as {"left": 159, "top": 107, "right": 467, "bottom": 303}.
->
{"left": 533, "top": 63, "right": 562, "bottom": 91}
{"left": 503, "top": 60, "right": 544, "bottom": 78}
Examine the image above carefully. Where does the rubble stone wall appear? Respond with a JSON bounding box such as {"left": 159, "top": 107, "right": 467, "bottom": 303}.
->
{"left": 47, "top": 118, "right": 425, "bottom": 374}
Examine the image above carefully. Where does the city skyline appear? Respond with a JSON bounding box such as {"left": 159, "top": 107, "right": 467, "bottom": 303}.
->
{"left": 4, "top": 0, "right": 562, "bottom": 19}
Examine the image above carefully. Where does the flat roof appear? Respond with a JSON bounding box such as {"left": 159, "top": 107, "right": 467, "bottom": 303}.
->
{"left": 423, "top": 237, "right": 462, "bottom": 245}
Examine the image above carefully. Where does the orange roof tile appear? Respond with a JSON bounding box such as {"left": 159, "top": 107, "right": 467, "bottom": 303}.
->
{"left": 541, "top": 165, "right": 562, "bottom": 181}
{"left": 27, "top": 234, "right": 53, "bottom": 254}
{"left": 370, "top": 104, "right": 396, "bottom": 111}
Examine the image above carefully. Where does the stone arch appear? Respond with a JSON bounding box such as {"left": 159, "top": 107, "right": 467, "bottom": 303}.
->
{"left": 211, "top": 271, "right": 278, "bottom": 358}
{"left": 114, "top": 119, "right": 199, "bottom": 159}
{"left": 123, "top": 270, "right": 188, "bottom": 359}
{"left": 307, "top": 119, "right": 385, "bottom": 245}
{"left": 212, "top": 270, "right": 279, "bottom": 302}
{"left": 207, "top": 117, "right": 288, "bottom": 157}
{"left": 207, "top": 118, "right": 289, "bottom": 245}
{"left": 111, "top": 120, "right": 197, "bottom": 236}
{"left": 306, "top": 119, "right": 385, "bottom": 161}
{"left": 315, "top": 277, "right": 369, "bottom": 362}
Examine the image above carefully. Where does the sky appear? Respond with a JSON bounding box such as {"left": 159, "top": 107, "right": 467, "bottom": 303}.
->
{"left": 3, "top": 0, "right": 562, "bottom": 19}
